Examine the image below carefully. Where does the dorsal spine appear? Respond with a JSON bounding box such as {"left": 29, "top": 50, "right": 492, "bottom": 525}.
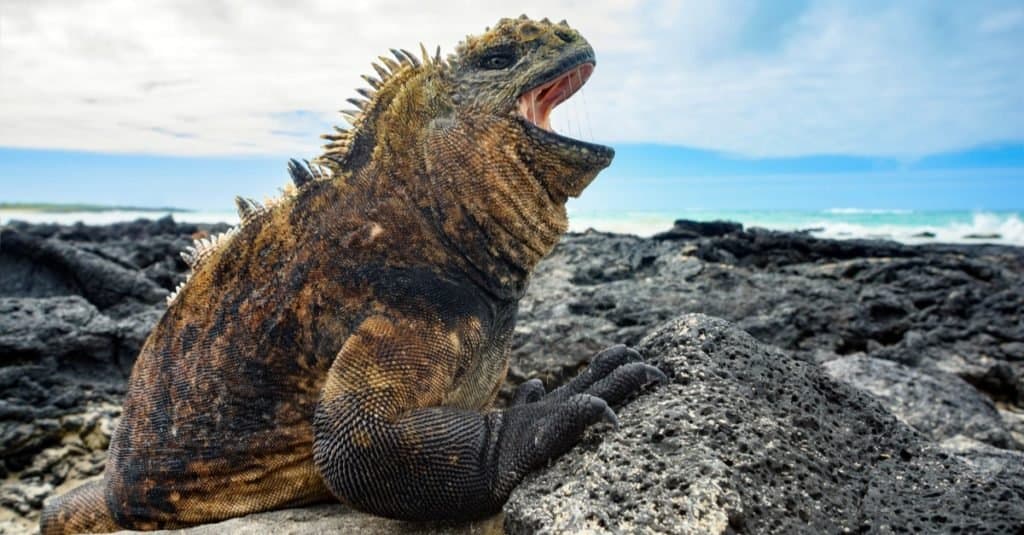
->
{"left": 167, "top": 45, "right": 445, "bottom": 307}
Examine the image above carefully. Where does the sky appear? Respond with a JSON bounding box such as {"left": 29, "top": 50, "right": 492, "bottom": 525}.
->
{"left": 1, "top": 0, "right": 1023, "bottom": 212}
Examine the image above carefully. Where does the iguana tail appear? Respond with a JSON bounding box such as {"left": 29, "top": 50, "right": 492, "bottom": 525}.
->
{"left": 40, "top": 480, "right": 120, "bottom": 535}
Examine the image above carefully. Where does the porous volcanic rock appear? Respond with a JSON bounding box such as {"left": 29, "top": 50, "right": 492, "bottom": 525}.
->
{"left": 823, "top": 355, "right": 1016, "bottom": 448}
{"left": 504, "top": 315, "right": 1024, "bottom": 534}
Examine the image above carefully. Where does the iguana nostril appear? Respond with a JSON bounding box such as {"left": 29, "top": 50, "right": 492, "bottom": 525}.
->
{"left": 555, "top": 29, "right": 576, "bottom": 43}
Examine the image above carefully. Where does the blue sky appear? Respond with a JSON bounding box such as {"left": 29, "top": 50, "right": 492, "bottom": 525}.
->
{"left": 1, "top": 1, "right": 1023, "bottom": 212}
{"left": 3, "top": 144, "right": 1022, "bottom": 212}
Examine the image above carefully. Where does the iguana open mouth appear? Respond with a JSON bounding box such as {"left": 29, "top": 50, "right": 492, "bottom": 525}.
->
{"left": 517, "top": 62, "right": 594, "bottom": 133}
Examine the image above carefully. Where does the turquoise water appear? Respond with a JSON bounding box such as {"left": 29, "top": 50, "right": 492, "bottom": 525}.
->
{"left": 3, "top": 208, "right": 1023, "bottom": 246}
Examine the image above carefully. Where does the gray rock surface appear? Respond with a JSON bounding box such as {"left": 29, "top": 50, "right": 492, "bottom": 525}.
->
{"left": 0, "top": 218, "right": 221, "bottom": 534}
{"left": 2, "top": 218, "right": 1023, "bottom": 533}
{"left": 114, "top": 505, "right": 503, "bottom": 535}
{"left": 823, "top": 355, "right": 1016, "bottom": 448}
{"left": 505, "top": 315, "right": 1024, "bottom": 534}
{"left": 512, "top": 228, "right": 1024, "bottom": 407}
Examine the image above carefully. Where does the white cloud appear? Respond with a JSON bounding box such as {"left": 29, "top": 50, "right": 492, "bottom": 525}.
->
{"left": 0, "top": 0, "right": 1021, "bottom": 158}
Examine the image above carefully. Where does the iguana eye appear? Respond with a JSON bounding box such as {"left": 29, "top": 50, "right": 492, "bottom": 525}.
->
{"left": 480, "top": 52, "right": 514, "bottom": 70}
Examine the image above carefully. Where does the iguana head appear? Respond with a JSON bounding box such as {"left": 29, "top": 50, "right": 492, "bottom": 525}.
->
{"left": 447, "top": 15, "right": 615, "bottom": 195}
{"left": 312, "top": 15, "right": 614, "bottom": 279}
{"left": 316, "top": 15, "right": 613, "bottom": 190}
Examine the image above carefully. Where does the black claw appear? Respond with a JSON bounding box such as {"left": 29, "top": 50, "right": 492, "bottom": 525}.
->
{"left": 582, "top": 394, "right": 614, "bottom": 425}
{"left": 590, "top": 345, "right": 642, "bottom": 372}
{"left": 643, "top": 364, "right": 669, "bottom": 385}
{"left": 601, "top": 406, "right": 619, "bottom": 429}
{"left": 549, "top": 345, "right": 649, "bottom": 403}
{"left": 512, "top": 378, "right": 546, "bottom": 406}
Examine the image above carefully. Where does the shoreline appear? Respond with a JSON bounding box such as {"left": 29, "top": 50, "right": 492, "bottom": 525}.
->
{"left": 4, "top": 209, "right": 1024, "bottom": 247}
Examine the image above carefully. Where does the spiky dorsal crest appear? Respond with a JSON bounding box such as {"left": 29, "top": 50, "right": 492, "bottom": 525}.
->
{"left": 166, "top": 157, "right": 338, "bottom": 307}
{"left": 168, "top": 225, "right": 240, "bottom": 306}
{"left": 313, "top": 44, "right": 447, "bottom": 174}
{"left": 167, "top": 47, "right": 445, "bottom": 307}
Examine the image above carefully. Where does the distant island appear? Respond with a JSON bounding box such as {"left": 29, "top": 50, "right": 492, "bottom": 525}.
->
{"left": 0, "top": 202, "right": 192, "bottom": 214}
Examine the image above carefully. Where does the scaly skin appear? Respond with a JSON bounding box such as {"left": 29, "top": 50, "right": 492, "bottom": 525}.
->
{"left": 40, "top": 15, "right": 664, "bottom": 533}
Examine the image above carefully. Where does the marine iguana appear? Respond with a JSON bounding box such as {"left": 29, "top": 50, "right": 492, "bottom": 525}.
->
{"left": 41, "top": 15, "right": 665, "bottom": 533}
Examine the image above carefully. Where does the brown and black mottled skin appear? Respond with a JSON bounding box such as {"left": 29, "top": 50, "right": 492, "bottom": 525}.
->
{"left": 41, "top": 15, "right": 663, "bottom": 534}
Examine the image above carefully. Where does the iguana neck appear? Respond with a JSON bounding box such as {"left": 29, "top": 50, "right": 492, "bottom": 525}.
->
{"left": 421, "top": 112, "right": 579, "bottom": 298}
{"left": 311, "top": 57, "right": 595, "bottom": 299}
{"left": 337, "top": 111, "right": 572, "bottom": 300}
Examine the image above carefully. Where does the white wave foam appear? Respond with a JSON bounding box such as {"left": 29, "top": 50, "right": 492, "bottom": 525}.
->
{"left": 824, "top": 208, "right": 914, "bottom": 215}
{"left": 568, "top": 211, "right": 1024, "bottom": 246}
{"left": 805, "top": 212, "right": 1024, "bottom": 245}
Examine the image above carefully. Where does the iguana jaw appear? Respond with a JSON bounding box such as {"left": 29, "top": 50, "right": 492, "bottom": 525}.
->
{"left": 514, "top": 56, "right": 614, "bottom": 179}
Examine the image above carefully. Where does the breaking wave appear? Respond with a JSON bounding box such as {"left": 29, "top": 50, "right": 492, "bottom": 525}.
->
{"left": 806, "top": 212, "right": 1024, "bottom": 245}
{"left": 824, "top": 208, "right": 914, "bottom": 215}
{"left": 568, "top": 211, "right": 1024, "bottom": 246}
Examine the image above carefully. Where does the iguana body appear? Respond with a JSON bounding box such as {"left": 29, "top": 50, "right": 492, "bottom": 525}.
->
{"left": 42, "top": 15, "right": 663, "bottom": 533}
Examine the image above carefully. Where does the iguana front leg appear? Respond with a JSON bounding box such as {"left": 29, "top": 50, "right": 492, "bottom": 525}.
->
{"left": 312, "top": 315, "right": 664, "bottom": 520}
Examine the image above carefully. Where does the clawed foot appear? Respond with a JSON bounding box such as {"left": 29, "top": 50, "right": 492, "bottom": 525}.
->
{"left": 494, "top": 345, "right": 666, "bottom": 485}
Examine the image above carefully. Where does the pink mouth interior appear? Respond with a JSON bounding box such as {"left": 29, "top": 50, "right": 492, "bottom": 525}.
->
{"left": 517, "top": 63, "right": 594, "bottom": 132}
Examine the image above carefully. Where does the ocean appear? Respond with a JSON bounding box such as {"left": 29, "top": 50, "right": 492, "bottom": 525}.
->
{"left": 2, "top": 209, "right": 1023, "bottom": 247}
